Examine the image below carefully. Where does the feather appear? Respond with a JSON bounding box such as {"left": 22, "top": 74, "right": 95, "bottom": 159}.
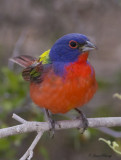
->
{"left": 22, "top": 62, "right": 43, "bottom": 83}
{"left": 10, "top": 52, "right": 52, "bottom": 83}
{"left": 39, "top": 49, "right": 51, "bottom": 64}
{"left": 10, "top": 55, "right": 37, "bottom": 68}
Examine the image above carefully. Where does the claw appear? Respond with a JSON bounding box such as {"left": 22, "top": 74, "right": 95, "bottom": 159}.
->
{"left": 75, "top": 108, "right": 88, "bottom": 134}
{"left": 49, "top": 118, "right": 55, "bottom": 138}
{"left": 45, "top": 109, "right": 55, "bottom": 138}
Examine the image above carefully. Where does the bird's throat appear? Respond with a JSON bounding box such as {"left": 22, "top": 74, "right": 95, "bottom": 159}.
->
{"left": 53, "top": 52, "right": 89, "bottom": 77}
{"left": 77, "top": 52, "right": 89, "bottom": 63}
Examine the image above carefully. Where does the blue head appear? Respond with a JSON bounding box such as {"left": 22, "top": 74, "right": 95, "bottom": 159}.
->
{"left": 49, "top": 33, "right": 96, "bottom": 63}
{"left": 49, "top": 33, "right": 96, "bottom": 76}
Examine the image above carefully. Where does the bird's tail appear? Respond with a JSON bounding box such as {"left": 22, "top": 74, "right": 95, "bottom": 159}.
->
{"left": 10, "top": 55, "right": 43, "bottom": 82}
{"left": 10, "top": 55, "right": 37, "bottom": 68}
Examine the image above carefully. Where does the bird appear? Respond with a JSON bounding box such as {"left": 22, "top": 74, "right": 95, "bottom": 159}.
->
{"left": 10, "top": 33, "right": 98, "bottom": 133}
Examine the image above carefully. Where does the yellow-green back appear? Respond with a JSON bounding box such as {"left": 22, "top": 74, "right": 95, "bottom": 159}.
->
{"left": 39, "top": 49, "right": 51, "bottom": 64}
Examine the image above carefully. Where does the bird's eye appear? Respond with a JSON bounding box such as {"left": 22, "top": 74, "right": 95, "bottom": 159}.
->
{"left": 69, "top": 40, "right": 78, "bottom": 49}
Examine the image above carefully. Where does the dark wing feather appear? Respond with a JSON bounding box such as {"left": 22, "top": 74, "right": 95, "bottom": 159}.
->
{"left": 10, "top": 55, "right": 37, "bottom": 67}
{"left": 10, "top": 55, "right": 52, "bottom": 83}
{"left": 22, "top": 62, "right": 44, "bottom": 83}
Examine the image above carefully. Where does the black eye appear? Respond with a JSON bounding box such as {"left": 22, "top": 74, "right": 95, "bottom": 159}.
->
{"left": 69, "top": 40, "right": 78, "bottom": 49}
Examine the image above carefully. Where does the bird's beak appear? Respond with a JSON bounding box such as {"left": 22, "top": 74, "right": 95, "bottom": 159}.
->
{"left": 81, "top": 41, "right": 97, "bottom": 52}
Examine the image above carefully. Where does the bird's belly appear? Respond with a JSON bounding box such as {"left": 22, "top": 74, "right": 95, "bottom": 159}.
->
{"left": 30, "top": 72, "right": 97, "bottom": 114}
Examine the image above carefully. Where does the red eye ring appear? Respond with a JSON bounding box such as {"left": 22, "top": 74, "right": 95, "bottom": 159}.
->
{"left": 69, "top": 40, "right": 78, "bottom": 49}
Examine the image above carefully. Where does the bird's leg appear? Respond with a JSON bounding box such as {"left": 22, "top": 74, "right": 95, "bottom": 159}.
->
{"left": 45, "top": 109, "right": 55, "bottom": 137}
{"left": 75, "top": 108, "right": 88, "bottom": 134}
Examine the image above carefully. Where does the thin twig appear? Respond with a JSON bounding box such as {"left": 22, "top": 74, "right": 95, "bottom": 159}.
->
{"left": 98, "top": 127, "right": 121, "bottom": 138}
{"left": 12, "top": 113, "right": 27, "bottom": 123}
{"left": 20, "top": 131, "right": 44, "bottom": 160}
{"left": 13, "top": 114, "right": 44, "bottom": 160}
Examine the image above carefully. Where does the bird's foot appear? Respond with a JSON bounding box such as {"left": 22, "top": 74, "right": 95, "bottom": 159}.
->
{"left": 45, "top": 109, "right": 55, "bottom": 138}
{"left": 75, "top": 108, "right": 88, "bottom": 134}
{"left": 48, "top": 117, "right": 56, "bottom": 138}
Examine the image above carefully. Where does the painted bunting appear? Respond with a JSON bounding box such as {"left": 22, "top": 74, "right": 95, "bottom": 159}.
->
{"left": 10, "top": 33, "right": 97, "bottom": 132}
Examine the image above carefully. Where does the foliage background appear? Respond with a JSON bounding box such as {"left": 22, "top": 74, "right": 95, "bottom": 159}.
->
{"left": 0, "top": 0, "right": 121, "bottom": 159}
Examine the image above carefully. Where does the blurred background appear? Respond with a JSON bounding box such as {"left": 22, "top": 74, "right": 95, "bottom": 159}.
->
{"left": 0, "top": 0, "right": 121, "bottom": 159}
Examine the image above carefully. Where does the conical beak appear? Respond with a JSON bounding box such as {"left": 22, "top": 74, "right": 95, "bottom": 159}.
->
{"left": 81, "top": 41, "right": 97, "bottom": 52}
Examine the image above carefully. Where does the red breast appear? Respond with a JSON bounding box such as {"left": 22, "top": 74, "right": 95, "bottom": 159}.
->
{"left": 30, "top": 53, "right": 98, "bottom": 114}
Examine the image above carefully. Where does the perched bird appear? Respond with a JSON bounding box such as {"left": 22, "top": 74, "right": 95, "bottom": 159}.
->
{"left": 10, "top": 33, "right": 97, "bottom": 132}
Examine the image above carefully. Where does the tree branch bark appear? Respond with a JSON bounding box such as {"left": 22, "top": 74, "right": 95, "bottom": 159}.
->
{"left": 0, "top": 114, "right": 121, "bottom": 160}
{"left": 0, "top": 115, "right": 121, "bottom": 139}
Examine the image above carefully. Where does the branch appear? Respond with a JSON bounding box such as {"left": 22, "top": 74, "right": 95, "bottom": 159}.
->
{"left": 0, "top": 114, "right": 121, "bottom": 160}
{"left": 13, "top": 114, "right": 44, "bottom": 160}
{"left": 97, "top": 127, "right": 121, "bottom": 138}
{"left": 20, "top": 131, "right": 44, "bottom": 160}
{"left": 13, "top": 113, "right": 27, "bottom": 123}
{"left": 1, "top": 116, "right": 121, "bottom": 139}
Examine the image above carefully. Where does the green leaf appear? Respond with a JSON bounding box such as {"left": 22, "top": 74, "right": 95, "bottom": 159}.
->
{"left": 99, "top": 138, "right": 121, "bottom": 155}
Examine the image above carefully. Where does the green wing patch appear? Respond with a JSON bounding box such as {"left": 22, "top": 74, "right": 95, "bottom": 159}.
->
{"left": 22, "top": 49, "right": 51, "bottom": 83}
{"left": 22, "top": 62, "right": 43, "bottom": 83}
{"left": 21, "top": 49, "right": 51, "bottom": 83}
